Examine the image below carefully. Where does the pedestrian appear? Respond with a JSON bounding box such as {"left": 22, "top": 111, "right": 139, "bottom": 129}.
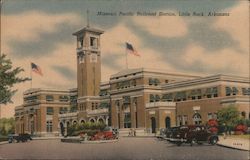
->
{"left": 223, "top": 123, "right": 228, "bottom": 139}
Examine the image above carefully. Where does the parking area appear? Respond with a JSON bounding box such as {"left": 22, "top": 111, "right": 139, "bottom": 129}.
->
{"left": 0, "top": 137, "right": 248, "bottom": 160}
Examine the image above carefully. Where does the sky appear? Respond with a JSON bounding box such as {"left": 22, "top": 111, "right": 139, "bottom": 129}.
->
{"left": 1, "top": 0, "right": 249, "bottom": 118}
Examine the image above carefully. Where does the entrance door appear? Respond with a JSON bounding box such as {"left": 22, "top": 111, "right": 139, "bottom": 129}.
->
{"left": 165, "top": 117, "right": 171, "bottom": 128}
{"left": 151, "top": 117, "right": 156, "bottom": 133}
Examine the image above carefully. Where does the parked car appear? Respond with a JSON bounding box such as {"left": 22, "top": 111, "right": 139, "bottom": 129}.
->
{"left": 90, "top": 127, "right": 118, "bottom": 141}
{"left": 8, "top": 133, "right": 32, "bottom": 143}
{"left": 169, "top": 125, "right": 218, "bottom": 146}
{"left": 165, "top": 127, "right": 182, "bottom": 140}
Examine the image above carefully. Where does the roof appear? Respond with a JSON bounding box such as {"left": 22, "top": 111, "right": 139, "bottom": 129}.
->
{"left": 72, "top": 26, "right": 104, "bottom": 36}
{"left": 110, "top": 68, "right": 201, "bottom": 79}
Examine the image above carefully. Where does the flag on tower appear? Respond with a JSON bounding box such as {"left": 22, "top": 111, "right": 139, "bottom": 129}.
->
{"left": 126, "top": 42, "right": 140, "bottom": 56}
{"left": 31, "top": 62, "right": 43, "bottom": 76}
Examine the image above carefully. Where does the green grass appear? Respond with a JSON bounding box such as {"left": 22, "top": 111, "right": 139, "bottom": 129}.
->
{"left": 229, "top": 134, "right": 250, "bottom": 139}
{"left": 0, "top": 136, "right": 8, "bottom": 142}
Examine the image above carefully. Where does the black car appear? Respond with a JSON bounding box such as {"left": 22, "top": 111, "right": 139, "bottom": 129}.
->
{"left": 168, "top": 125, "right": 218, "bottom": 146}
{"left": 8, "top": 133, "right": 32, "bottom": 143}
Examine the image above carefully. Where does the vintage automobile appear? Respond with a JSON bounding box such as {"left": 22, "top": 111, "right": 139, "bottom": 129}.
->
{"left": 168, "top": 125, "right": 219, "bottom": 146}
{"left": 8, "top": 133, "right": 32, "bottom": 143}
{"left": 165, "top": 127, "right": 182, "bottom": 140}
{"left": 90, "top": 127, "right": 118, "bottom": 141}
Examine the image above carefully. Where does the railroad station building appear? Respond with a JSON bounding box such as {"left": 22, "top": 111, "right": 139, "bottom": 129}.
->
{"left": 15, "top": 25, "right": 250, "bottom": 136}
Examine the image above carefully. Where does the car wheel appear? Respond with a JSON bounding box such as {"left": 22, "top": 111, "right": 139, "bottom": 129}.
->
{"left": 190, "top": 138, "right": 196, "bottom": 146}
{"left": 177, "top": 142, "right": 182, "bottom": 146}
{"left": 210, "top": 137, "right": 218, "bottom": 145}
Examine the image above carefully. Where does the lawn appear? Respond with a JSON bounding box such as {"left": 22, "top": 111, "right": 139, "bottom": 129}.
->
{"left": 0, "top": 136, "right": 8, "bottom": 142}
{"left": 229, "top": 134, "right": 250, "bottom": 139}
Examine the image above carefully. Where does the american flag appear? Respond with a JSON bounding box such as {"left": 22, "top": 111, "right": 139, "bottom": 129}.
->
{"left": 31, "top": 62, "right": 43, "bottom": 76}
{"left": 126, "top": 42, "right": 140, "bottom": 57}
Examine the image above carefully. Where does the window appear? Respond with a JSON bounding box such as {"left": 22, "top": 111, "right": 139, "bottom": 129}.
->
{"left": 149, "top": 78, "right": 154, "bottom": 85}
{"left": 207, "top": 113, "right": 213, "bottom": 120}
{"left": 46, "top": 121, "right": 53, "bottom": 132}
{"left": 123, "top": 96, "right": 130, "bottom": 104}
{"left": 241, "top": 111, "right": 246, "bottom": 118}
{"left": 213, "top": 113, "right": 217, "bottom": 119}
{"left": 90, "top": 37, "right": 97, "bottom": 48}
{"left": 24, "top": 96, "right": 38, "bottom": 103}
{"left": 46, "top": 95, "right": 54, "bottom": 102}
{"left": 59, "top": 107, "right": 68, "bottom": 114}
{"left": 155, "top": 95, "right": 161, "bottom": 102}
{"left": 193, "top": 113, "right": 202, "bottom": 125}
{"left": 79, "top": 54, "right": 84, "bottom": 63}
{"left": 242, "top": 88, "right": 250, "bottom": 95}
{"left": 124, "top": 113, "right": 131, "bottom": 128}
{"left": 148, "top": 78, "right": 160, "bottom": 86}
{"left": 77, "top": 37, "right": 83, "bottom": 48}
{"left": 115, "top": 100, "right": 120, "bottom": 113}
{"left": 90, "top": 54, "right": 97, "bottom": 63}
{"left": 92, "top": 103, "right": 95, "bottom": 110}
{"left": 131, "top": 79, "right": 136, "bottom": 86}
{"left": 165, "top": 80, "right": 169, "bottom": 83}
{"left": 182, "top": 115, "right": 188, "bottom": 125}
{"left": 59, "top": 96, "right": 69, "bottom": 102}
{"left": 225, "top": 87, "right": 232, "bottom": 96}
{"left": 149, "top": 94, "right": 155, "bottom": 102}
{"left": 177, "top": 115, "right": 182, "bottom": 126}
{"left": 232, "top": 87, "right": 238, "bottom": 95}
{"left": 162, "top": 93, "right": 173, "bottom": 102}
{"left": 46, "top": 107, "right": 54, "bottom": 115}
{"left": 175, "top": 92, "right": 187, "bottom": 101}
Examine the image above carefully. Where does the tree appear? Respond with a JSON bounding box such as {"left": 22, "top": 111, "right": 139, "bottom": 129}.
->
{"left": 217, "top": 105, "right": 240, "bottom": 127}
{"left": 0, "top": 117, "right": 15, "bottom": 136}
{"left": 0, "top": 54, "right": 30, "bottom": 104}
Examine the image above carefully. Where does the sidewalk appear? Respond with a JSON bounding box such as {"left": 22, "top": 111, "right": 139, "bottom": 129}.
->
{"left": 217, "top": 136, "right": 250, "bottom": 151}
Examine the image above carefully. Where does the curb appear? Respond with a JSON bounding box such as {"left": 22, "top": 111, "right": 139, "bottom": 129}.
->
{"left": 217, "top": 136, "right": 250, "bottom": 151}
{"left": 61, "top": 138, "right": 118, "bottom": 144}
{"left": 216, "top": 143, "right": 249, "bottom": 151}
{"left": 81, "top": 139, "right": 118, "bottom": 144}
{"left": 0, "top": 141, "right": 8, "bottom": 145}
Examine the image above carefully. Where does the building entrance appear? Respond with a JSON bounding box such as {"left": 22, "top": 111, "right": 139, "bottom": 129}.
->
{"left": 151, "top": 117, "right": 156, "bottom": 133}
{"left": 165, "top": 117, "right": 171, "bottom": 128}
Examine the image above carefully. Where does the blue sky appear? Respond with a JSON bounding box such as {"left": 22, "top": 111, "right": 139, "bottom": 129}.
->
{"left": 1, "top": 0, "right": 249, "bottom": 117}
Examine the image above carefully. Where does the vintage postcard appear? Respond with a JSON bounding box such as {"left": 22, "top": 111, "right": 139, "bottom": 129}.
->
{"left": 0, "top": 0, "right": 249, "bottom": 159}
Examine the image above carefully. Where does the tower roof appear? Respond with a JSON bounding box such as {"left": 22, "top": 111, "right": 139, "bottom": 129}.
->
{"left": 72, "top": 27, "right": 104, "bottom": 36}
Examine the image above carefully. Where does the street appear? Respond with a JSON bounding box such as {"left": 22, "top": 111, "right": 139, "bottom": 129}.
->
{"left": 0, "top": 137, "right": 248, "bottom": 160}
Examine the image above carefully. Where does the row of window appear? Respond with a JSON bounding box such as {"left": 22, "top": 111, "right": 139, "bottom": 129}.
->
{"left": 45, "top": 95, "right": 70, "bottom": 102}
{"left": 77, "top": 37, "right": 98, "bottom": 49}
{"left": 150, "top": 87, "right": 218, "bottom": 102}
{"left": 226, "top": 87, "right": 250, "bottom": 96}
{"left": 99, "top": 89, "right": 109, "bottom": 96}
{"left": 116, "top": 79, "right": 137, "bottom": 90}
{"left": 177, "top": 112, "right": 217, "bottom": 126}
{"left": 24, "top": 95, "right": 77, "bottom": 104}
{"left": 78, "top": 53, "right": 98, "bottom": 64}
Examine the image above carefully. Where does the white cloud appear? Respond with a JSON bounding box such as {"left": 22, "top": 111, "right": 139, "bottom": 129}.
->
{"left": 132, "top": 13, "right": 187, "bottom": 37}
{"left": 2, "top": 11, "right": 81, "bottom": 42}
{"left": 182, "top": 44, "right": 248, "bottom": 76}
{"left": 213, "top": 2, "right": 249, "bottom": 52}
{"left": 101, "top": 23, "right": 177, "bottom": 81}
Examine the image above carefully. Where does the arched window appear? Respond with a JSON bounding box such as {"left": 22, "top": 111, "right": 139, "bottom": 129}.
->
{"left": 193, "top": 113, "right": 202, "bottom": 125}
{"left": 80, "top": 120, "right": 85, "bottom": 124}
{"left": 241, "top": 111, "right": 246, "bottom": 118}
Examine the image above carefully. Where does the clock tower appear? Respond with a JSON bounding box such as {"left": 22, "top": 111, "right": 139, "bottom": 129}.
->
{"left": 73, "top": 27, "right": 104, "bottom": 97}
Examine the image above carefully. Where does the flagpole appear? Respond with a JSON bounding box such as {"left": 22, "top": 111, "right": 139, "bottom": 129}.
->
{"left": 125, "top": 46, "right": 128, "bottom": 69}
{"left": 30, "top": 64, "right": 32, "bottom": 88}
